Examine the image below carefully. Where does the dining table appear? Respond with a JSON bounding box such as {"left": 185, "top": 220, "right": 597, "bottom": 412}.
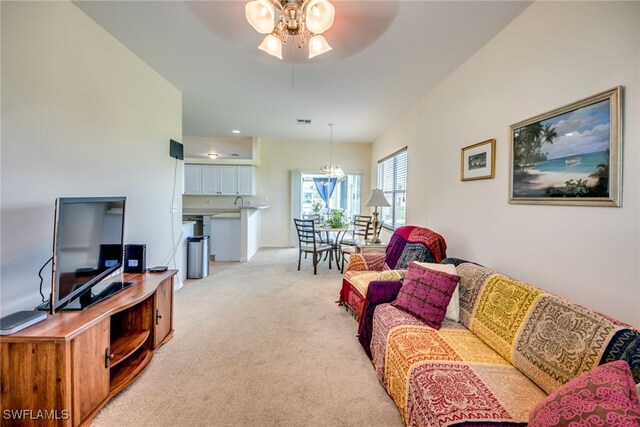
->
{"left": 316, "top": 225, "right": 353, "bottom": 269}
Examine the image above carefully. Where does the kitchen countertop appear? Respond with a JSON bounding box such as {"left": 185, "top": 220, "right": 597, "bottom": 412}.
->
{"left": 210, "top": 213, "right": 241, "bottom": 218}
{"left": 182, "top": 205, "right": 270, "bottom": 216}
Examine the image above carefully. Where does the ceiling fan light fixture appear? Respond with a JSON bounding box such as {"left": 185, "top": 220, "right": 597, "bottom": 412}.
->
{"left": 246, "top": 0, "right": 334, "bottom": 60}
{"left": 304, "top": 0, "right": 335, "bottom": 34}
{"left": 245, "top": 0, "right": 276, "bottom": 34}
{"left": 258, "top": 34, "right": 283, "bottom": 59}
{"left": 308, "top": 34, "right": 332, "bottom": 59}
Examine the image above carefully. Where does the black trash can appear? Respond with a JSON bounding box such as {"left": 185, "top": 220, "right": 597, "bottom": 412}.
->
{"left": 187, "top": 236, "right": 210, "bottom": 279}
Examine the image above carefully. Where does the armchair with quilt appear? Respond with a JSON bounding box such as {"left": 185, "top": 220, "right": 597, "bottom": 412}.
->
{"left": 337, "top": 225, "right": 447, "bottom": 320}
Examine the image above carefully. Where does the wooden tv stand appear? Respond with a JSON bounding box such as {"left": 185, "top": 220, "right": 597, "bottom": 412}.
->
{"left": 0, "top": 270, "right": 176, "bottom": 427}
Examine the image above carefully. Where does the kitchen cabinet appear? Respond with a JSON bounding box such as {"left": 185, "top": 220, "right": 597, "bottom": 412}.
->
{"left": 184, "top": 164, "right": 255, "bottom": 196}
{"left": 184, "top": 165, "right": 202, "bottom": 195}
{"left": 218, "top": 166, "right": 237, "bottom": 195}
{"left": 210, "top": 216, "right": 241, "bottom": 261}
{"left": 237, "top": 165, "right": 255, "bottom": 196}
{"left": 202, "top": 165, "right": 220, "bottom": 194}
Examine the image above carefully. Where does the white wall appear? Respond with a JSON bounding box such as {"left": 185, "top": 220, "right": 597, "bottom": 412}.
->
{"left": 372, "top": 1, "right": 640, "bottom": 326}
{"left": 1, "top": 2, "right": 183, "bottom": 315}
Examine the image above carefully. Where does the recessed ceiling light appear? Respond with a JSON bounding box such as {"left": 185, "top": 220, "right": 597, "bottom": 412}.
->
{"left": 232, "top": 130, "right": 241, "bottom": 134}
{"left": 208, "top": 153, "right": 219, "bottom": 158}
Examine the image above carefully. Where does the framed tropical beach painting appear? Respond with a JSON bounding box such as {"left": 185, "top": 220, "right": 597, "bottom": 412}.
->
{"left": 509, "top": 87, "right": 622, "bottom": 206}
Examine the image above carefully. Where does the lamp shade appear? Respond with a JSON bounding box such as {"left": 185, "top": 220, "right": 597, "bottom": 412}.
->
{"left": 258, "top": 34, "right": 283, "bottom": 59}
{"left": 308, "top": 34, "right": 332, "bottom": 58}
{"left": 245, "top": 0, "right": 276, "bottom": 34}
{"left": 304, "top": 0, "right": 335, "bottom": 34}
{"left": 364, "top": 189, "right": 390, "bottom": 207}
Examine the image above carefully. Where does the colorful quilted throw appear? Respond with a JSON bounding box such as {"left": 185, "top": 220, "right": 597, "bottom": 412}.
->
{"left": 339, "top": 225, "right": 448, "bottom": 321}
{"left": 385, "top": 226, "right": 447, "bottom": 270}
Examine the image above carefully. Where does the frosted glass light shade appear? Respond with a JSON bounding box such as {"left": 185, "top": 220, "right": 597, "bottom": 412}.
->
{"left": 308, "top": 34, "right": 332, "bottom": 58}
{"left": 364, "top": 189, "right": 390, "bottom": 207}
{"left": 320, "top": 163, "right": 345, "bottom": 181}
{"left": 305, "top": 0, "right": 335, "bottom": 34}
{"left": 245, "top": 0, "right": 276, "bottom": 34}
{"left": 258, "top": 34, "right": 283, "bottom": 59}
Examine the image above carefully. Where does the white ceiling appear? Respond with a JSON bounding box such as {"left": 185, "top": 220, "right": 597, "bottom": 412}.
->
{"left": 184, "top": 137, "right": 253, "bottom": 159}
{"left": 75, "top": 1, "right": 531, "bottom": 144}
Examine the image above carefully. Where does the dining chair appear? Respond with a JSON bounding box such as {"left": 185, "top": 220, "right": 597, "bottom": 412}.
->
{"left": 340, "top": 215, "right": 372, "bottom": 273}
{"left": 294, "top": 218, "right": 334, "bottom": 275}
{"left": 302, "top": 213, "right": 331, "bottom": 245}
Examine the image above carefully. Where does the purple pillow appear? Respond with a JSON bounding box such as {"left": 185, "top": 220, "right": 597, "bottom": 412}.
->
{"left": 391, "top": 261, "right": 460, "bottom": 329}
{"left": 528, "top": 360, "right": 640, "bottom": 427}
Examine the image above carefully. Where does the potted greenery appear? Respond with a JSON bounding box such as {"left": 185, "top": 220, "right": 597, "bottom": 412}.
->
{"left": 325, "top": 209, "right": 348, "bottom": 228}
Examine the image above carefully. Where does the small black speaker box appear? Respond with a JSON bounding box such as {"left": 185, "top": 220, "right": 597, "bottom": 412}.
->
{"left": 124, "top": 244, "right": 146, "bottom": 273}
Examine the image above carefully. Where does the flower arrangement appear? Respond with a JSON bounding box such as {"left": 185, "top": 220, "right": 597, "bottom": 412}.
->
{"left": 324, "top": 208, "right": 348, "bottom": 228}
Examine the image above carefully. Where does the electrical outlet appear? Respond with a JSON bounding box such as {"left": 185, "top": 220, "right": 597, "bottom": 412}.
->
{"left": 207, "top": 199, "right": 214, "bottom": 206}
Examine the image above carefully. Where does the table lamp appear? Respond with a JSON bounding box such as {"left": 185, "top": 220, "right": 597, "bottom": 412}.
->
{"left": 364, "top": 188, "right": 390, "bottom": 243}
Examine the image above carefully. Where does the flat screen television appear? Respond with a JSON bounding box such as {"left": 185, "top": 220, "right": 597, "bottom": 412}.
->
{"left": 39, "top": 196, "right": 126, "bottom": 314}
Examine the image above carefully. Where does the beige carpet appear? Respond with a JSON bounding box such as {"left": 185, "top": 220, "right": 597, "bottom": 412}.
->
{"left": 92, "top": 248, "right": 403, "bottom": 427}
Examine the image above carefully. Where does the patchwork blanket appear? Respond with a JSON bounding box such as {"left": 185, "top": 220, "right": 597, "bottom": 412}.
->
{"left": 367, "top": 262, "right": 640, "bottom": 426}
{"left": 340, "top": 226, "right": 447, "bottom": 320}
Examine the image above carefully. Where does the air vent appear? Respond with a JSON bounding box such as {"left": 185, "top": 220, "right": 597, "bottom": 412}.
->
{"left": 296, "top": 119, "right": 312, "bottom": 125}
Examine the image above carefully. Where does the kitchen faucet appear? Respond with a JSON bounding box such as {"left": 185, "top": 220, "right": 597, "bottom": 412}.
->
{"left": 234, "top": 196, "right": 244, "bottom": 207}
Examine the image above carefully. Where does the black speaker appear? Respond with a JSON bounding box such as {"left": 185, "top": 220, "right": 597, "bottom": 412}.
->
{"left": 124, "top": 244, "right": 146, "bottom": 273}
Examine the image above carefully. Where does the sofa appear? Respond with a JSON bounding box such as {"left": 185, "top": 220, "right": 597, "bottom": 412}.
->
{"left": 358, "top": 260, "right": 640, "bottom": 426}
{"left": 338, "top": 225, "right": 447, "bottom": 321}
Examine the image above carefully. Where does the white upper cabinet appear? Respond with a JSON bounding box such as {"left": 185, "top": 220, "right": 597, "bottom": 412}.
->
{"left": 202, "top": 166, "right": 221, "bottom": 195}
{"left": 218, "top": 166, "right": 237, "bottom": 195}
{"left": 236, "top": 166, "right": 255, "bottom": 196}
{"left": 184, "top": 165, "right": 202, "bottom": 195}
{"left": 184, "top": 164, "right": 255, "bottom": 196}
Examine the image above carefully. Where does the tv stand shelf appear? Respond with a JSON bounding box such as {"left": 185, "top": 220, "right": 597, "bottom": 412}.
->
{"left": 110, "top": 329, "right": 150, "bottom": 368}
{"left": 0, "top": 270, "right": 176, "bottom": 427}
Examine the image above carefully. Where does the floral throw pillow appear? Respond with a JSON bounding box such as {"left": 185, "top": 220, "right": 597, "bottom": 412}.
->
{"left": 528, "top": 360, "right": 640, "bottom": 426}
{"left": 391, "top": 261, "right": 460, "bottom": 330}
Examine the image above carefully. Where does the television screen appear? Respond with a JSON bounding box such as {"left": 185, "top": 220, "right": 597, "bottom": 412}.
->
{"left": 51, "top": 197, "right": 126, "bottom": 313}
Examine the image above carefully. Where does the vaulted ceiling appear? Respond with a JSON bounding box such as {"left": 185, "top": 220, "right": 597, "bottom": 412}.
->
{"left": 75, "top": 1, "right": 531, "bottom": 144}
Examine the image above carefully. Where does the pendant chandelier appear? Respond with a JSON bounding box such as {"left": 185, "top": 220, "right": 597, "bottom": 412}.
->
{"left": 245, "top": 0, "right": 335, "bottom": 60}
{"left": 320, "top": 123, "right": 346, "bottom": 181}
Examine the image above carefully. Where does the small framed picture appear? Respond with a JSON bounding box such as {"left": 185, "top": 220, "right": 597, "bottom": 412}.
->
{"left": 461, "top": 139, "right": 496, "bottom": 181}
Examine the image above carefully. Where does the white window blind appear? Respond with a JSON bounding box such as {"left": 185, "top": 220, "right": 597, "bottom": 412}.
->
{"left": 377, "top": 148, "right": 407, "bottom": 230}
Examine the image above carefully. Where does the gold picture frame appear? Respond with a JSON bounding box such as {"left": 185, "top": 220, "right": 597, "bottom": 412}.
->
{"left": 461, "top": 139, "right": 496, "bottom": 181}
{"left": 509, "top": 87, "right": 622, "bottom": 206}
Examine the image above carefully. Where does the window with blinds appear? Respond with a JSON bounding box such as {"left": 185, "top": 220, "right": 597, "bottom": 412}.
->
{"left": 377, "top": 147, "right": 407, "bottom": 230}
